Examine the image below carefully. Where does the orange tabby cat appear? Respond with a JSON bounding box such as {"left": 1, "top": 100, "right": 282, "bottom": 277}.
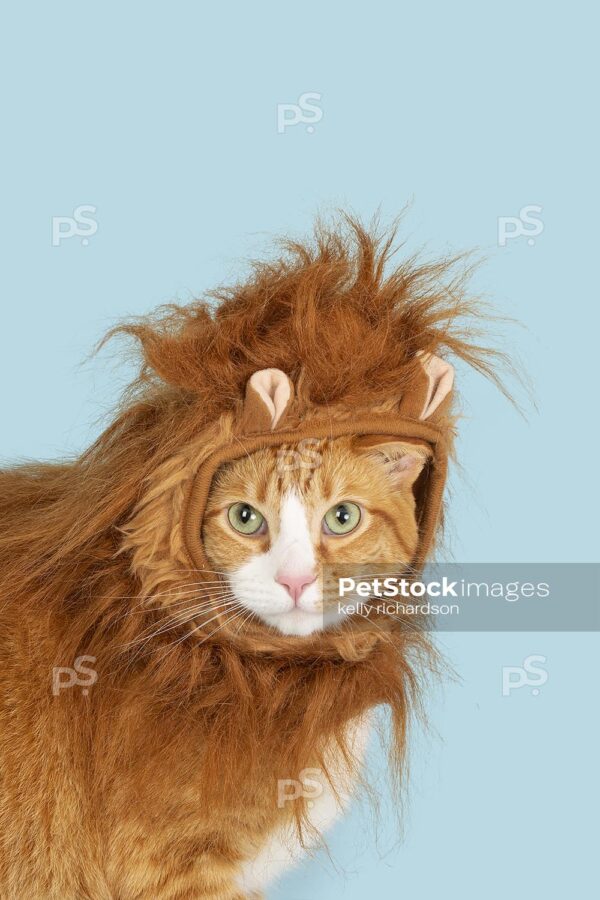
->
{"left": 0, "top": 218, "right": 493, "bottom": 898}
{"left": 202, "top": 435, "right": 431, "bottom": 891}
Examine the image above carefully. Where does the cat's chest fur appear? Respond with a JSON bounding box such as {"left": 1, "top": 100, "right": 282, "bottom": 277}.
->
{"left": 237, "top": 714, "right": 372, "bottom": 893}
{"left": 99, "top": 706, "right": 370, "bottom": 898}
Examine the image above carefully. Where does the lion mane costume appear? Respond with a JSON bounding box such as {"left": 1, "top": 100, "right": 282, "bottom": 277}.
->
{"left": 0, "top": 219, "right": 497, "bottom": 898}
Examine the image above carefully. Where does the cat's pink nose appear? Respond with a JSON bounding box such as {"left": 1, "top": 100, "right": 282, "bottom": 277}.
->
{"left": 275, "top": 571, "right": 317, "bottom": 604}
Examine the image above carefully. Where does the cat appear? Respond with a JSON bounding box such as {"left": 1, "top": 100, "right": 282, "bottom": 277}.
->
{"left": 201, "top": 434, "right": 431, "bottom": 892}
{"left": 0, "top": 217, "right": 491, "bottom": 898}
{"left": 0, "top": 428, "right": 435, "bottom": 899}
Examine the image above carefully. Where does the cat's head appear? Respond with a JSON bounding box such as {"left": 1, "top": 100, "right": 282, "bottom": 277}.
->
{"left": 122, "top": 360, "right": 454, "bottom": 647}
{"left": 202, "top": 435, "right": 432, "bottom": 636}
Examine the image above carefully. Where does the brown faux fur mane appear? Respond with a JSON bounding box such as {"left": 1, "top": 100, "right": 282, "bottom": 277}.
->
{"left": 0, "top": 218, "right": 501, "bottom": 898}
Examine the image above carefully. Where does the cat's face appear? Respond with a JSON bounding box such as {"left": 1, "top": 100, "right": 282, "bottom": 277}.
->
{"left": 202, "top": 435, "right": 430, "bottom": 636}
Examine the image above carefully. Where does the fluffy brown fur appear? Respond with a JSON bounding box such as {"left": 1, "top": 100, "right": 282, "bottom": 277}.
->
{"left": 0, "top": 217, "right": 499, "bottom": 898}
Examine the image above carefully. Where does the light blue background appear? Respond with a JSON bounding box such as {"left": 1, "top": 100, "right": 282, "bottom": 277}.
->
{"left": 1, "top": 3, "right": 598, "bottom": 898}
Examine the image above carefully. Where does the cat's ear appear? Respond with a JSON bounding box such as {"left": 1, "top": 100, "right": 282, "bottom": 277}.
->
{"left": 355, "top": 436, "right": 432, "bottom": 489}
{"left": 240, "top": 369, "right": 294, "bottom": 433}
{"left": 398, "top": 352, "right": 455, "bottom": 420}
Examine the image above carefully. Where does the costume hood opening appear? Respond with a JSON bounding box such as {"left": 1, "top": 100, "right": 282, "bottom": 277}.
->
{"left": 183, "top": 356, "right": 454, "bottom": 579}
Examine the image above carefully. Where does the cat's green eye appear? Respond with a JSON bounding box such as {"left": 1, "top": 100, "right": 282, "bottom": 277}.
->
{"left": 323, "top": 502, "right": 361, "bottom": 536}
{"left": 227, "top": 503, "right": 266, "bottom": 536}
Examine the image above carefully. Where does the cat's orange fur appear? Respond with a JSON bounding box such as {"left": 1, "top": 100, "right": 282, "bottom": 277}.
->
{"left": 0, "top": 217, "right": 497, "bottom": 897}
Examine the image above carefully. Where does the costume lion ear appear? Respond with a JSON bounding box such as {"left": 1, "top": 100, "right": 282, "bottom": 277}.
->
{"left": 398, "top": 352, "right": 455, "bottom": 420}
{"left": 418, "top": 352, "right": 454, "bottom": 419}
{"left": 240, "top": 369, "right": 294, "bottom": 433}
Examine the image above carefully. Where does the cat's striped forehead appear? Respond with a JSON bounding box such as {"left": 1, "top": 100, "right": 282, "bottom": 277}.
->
{"left": 260, "top": 439, "right": 337, "bottom": 501}
{"left": 213, "top": 437, "right": 366, "bottom": 512}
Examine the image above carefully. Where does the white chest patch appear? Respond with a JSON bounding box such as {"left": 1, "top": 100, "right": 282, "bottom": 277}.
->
{"left": 237, "top": 714, "right": 372, "bottom": 893}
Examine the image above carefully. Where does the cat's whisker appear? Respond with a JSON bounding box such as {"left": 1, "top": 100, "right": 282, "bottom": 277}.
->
{"left": 110, "top": 586, "right": 235, "bottom": 628}
{"left": 125, "top": 607, "right": 238, "bottom": 650}
{"left": 330, "top": 565, "right": 420, "bottom": 579}
{"left": 142, "top": 595, "right": 238, "bottom": 623}
{"left": 124, "top": 585, "right": 231, "bottom": 610}
{"left": 125, "top": 609, "right": 240, "bottom": 655}
{"left": 234, "top": 607, "right": 256, "bottom": 636}
{"left": 153, "top": 603, "right": 247, "bottom": 659}
{"left": 145, "top": 590, "right": 236, "bottom": 611}
{"left": 123, "top": 597, "right": 240, "bottom": 648}
{"left": 194, "top": 605, "right": 251, "bottom": 646}
{"left": 379, "top": 611, "right": 429, "bottom": 637}
{"left": 92, "top": 580, "right": 230, "bottom": 603}
{"left": 177, "top": 569, "right": 230, "bottom": 576}
{"left": 141, "top": 594, "right": 239, "bottom": 627}
{"left": 105, "top": 582, "right": 233, "bottom": 626}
